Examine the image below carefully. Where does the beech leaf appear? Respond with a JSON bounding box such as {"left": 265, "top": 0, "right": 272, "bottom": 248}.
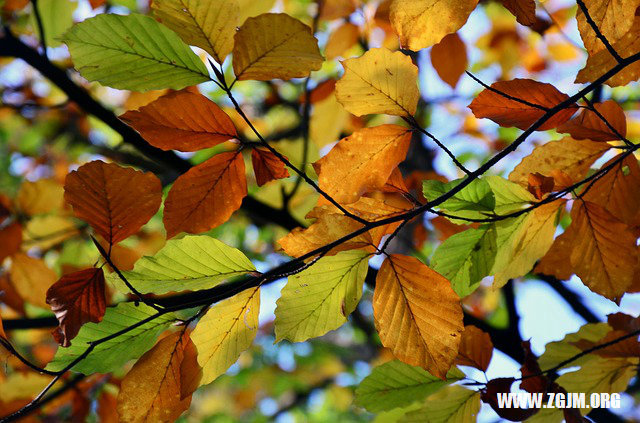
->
{"left": 251, "top": 148, "right": 290, "bottom": 186}
{"left": 430, "top": 33, "right": 468, "bottom": 89}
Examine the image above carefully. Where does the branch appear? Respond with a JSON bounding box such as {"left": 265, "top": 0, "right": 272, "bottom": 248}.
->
{"left": 576, "top": 0, "right": 623, "bottom": 63}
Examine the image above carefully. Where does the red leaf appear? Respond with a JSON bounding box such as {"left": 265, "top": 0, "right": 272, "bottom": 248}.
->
{"left": 251, "top": 148, "right": 290, "bottom": 186}
{"left": 0, "top": 222, "right": 22, "bottom": 263}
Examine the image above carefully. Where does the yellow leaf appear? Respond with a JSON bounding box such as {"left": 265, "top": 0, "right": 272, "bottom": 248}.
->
{"left": 373, "top": 255, "right": 463, "bottom": 379}
{"left": 9, "top": 253, "right": 56, "bottom": 308}
{"left": 236, "top": 0, "right": 275, "bottom": 23}
{"left": 117, "top": 332, "right": 193, "bottom": 423}
{"left": 389, "top": 0, "right": 479, "bottom": 50}
{"left": 232, "top": 13, "right": 323, "bottom": 81}
{"left": 313, "top": 125, "right": 412, "bottom": 204}
{"left": 335, "top": 48, "right": 419, "bottom": 116}
{"left": 310, "top": 91, "right": 350, "bottom": 148}
{"left": 22, "top": 215, "right": 80, "bottom": 251}
{"left": 430, "top": 33, "right": 467, "bottom": 89}
{"left": 576, "top": 0, "right": 640, "bottom": 55}
{"left": 152, "top": 0, "right": 239, "bottom": 64}
{"left": 191, "top": 288, "right": 260, "bottom": 386}
{"left": 16, "top": 179, "right": 64, "bottom": 216}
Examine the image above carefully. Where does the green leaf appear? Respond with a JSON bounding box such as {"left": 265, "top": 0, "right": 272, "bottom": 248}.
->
{"left": 46, "top": 303, "right": 175, "bottom": 374}
{"left": 423, "top": 178, "right": 495, "bottom": 219}
{"left": 403, "top": 385, "right": 481, "bottom": 423}
{"left": 538, "top": 323, "right": 611, "bottom": 370}
{"left": 109, "top": 235, "right": 256, "bottom": 294}
{"left": 31, "top": 0, "right": 76, "bottom": 48}
{"left": 484, "top": 175, "right": 534, "bottom": 215}
{"left": 274, "top": 250, "right": 370, "bottom": 343}
{"left": 355, "top": 360, "right": 465, "bottom": 413}
{"left": 62, "top": 13, "right": 210, "bottom": 91}
{"left": 431, "top": 225, "right": 496, "bottom": 297}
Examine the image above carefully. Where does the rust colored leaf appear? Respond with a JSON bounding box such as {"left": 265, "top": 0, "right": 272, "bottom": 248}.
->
{"left": 120, "top": 90, "right": 237, "bottom": 152}
{"left": 179, "top": 333, "right": 202, "bottom": 400}
{"left": 46, "top": 268, "right": 106, "bottom": 347}
{"left": 469, "top": 79, "right": 576, "bottom": 131}
{"left": 431, "top": 33, "right": 467, "bottom": 89}
{"left": 251, "top": 148, "right": 290, "bottom": 186}
{"left": 527, "top": 172, "right": 555, "bottom": 200}
{"left": 519, "top": 340, "right": 546, "bottom": 393}
{"left": 373, "top": 254, "right": 463, "bottom": 379}
{"left": 557, "top": 100, "right": 627, "bottom": 141}
{"left": 0, "top": 222, "right": 22, "bottom": 264}
{"left": 501, "top": 0, "right": 536, "bottom": 26}
{"left": 163, "top": 151, "right": 246, "bottom": 238}
{"left": 64, "top": 161, "right": 162, "bottom": 245}
{"left": 455, "top": 325, "right": 493, "bottom": 371}
{"left": 534, "top": 229, "right": 575, "bottom": 281}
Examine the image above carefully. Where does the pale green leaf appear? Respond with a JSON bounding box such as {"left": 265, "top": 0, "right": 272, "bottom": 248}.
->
{"left": 274, "top": 250, "right": 369, "bottom": 343}
{"left": 538, "top": 323, "right": 611, "bottom": 370}
{"left": 402, "top": 385, "right": 481, "bottom": 423}
{"left": 62, "top": 13, "right": 210, "bottom": 91}
{"left": 484, "top": 175, "right": 535, "bottom": 215}
{"left": 423, "top": 178, "right": 494, "bottom": 219}
{"left": 31, "top": 0, "right": 76, "bottom": 47}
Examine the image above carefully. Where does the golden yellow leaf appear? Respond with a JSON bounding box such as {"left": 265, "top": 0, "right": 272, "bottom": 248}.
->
{"left": 430, "top": 33, "right": 467, "bottom": 89}
{"left": 313, "top": 125, "right": 412, "bottom": 204}
{"left": 373, "top": 255, "right": 463, "bottom": 379}
{"left": 236, "top": 0, "right": 275, "bottom": 23}
{"left": 22, "top": 215, "right": 80, "bottom": 251}
{"left": 16, "top": 179, "right": 64, "bottom": 216}
{"left": 9, "top": 253, "right": 56, "bottom": 308}
{"left": 335, "top": 48, "right": 419, "bottom": 116}
{"left": 310, "top": 91, "right": 350, "bottom": 148}
{"left": 152, "top": 0, "right": 239, "bottom": 64}
{"left": 389, "top": 0, "right": 479, "bottom": 50}
{"left": 576, "top": 0, "right": 640, "bottom": 55}
{"left": 232, "top": 13, "right": 323, "bottom": 81}
{"left": 325, "top": 22, "right": 360, "bottom": 60}
{"left": 191, "top": 288, "right": 260, "bottom": 386}
{"left": 117, "top": 332, "right": 193, "bottom": 422}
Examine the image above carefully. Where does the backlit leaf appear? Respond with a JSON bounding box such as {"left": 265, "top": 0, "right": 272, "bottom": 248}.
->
{"left": 576, "top": 0, "right": 640, "bottom": 55}
{"left": 251, "top": 148, "right": 290, "bottom": 186}
{"left": 9, "top": 253, "right": 56, "bottom": 308}
{"left": 325, "top": 22, "right": 360, "bottom": 60}
{"left": 16, "top": 179, "right": 64, "bottom": 216}
{"left": 501, "top": 0, "right": 536, "bottom": 26}
{"left": 455, "top": 325, "right": 493, "bottom": 371}
{"left": 403, "top": 385, "right": 481, "bottom": 423}
{"left": 539, "top": 322, "right": 612, "bottom": 370}
{"left": 431, "top": 33, "right": 467, "bottom": 89}
{"left": 0, "top": 222, "right": 22, "bottom": 263}
{"left": 557, "top": 100, "right": 627, "bottom": 141}
{"left": 423, "top": 178, "right": 495, "bottom": 220}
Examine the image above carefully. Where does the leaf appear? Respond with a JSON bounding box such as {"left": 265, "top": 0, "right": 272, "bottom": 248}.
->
{"left": 151, "top": 0, "right": 239, "bottom": 64}
{"left": 237, "top": 0, "right": 276, "bottom": 23}
{"left": 274, "top": 250, "right": 370, "bottom": 343}
{"left": 373, "top": 255, "right": 463, "bottom": 379}
{"left": 431, "top": 225, "right": 497, "bottom": 298}
{"left": 191, "top": 287, "right": 260, "bottom": 386}
{"left": 313, "top": 125, "right": 412, "bottom": 204}
{"left": 575, "top": 19, "right": 640, "bottom": 87}
{"left": 64, "top": 161, "right": 162, "bottom": 245}
{"left": 354, "top": 360, "right": 465, "bottom": 413}
{"left": 120, "top": 90, "right": 237, "bottom": 152}
{"left": 431, "top": 33, "right": 467, "bottom": 89}
{"left": 31, "top": 0, "right": 75, "bottom": 47}
{"left": 484, "top": 175, "right": 535, "bottom": 214}
{"left": 455, "top": 325, "right": 493, "bottom": 371}
{"left": 389, "top": 0, "right": 479, "bottom": 50}
{"left": 500, "top": 0, "right": 536, "bottom": 26}
{"left": 335, "top": 48, "right": 419, "bottom": 116}
{"left": 22, "top": 215, "right": 80, "bottom": 251}
{"left": 46, "top": 303, "right": 176, "bottom": 374}
{"left": 565, "top": 201, "right": 636, "bottom": 301}
{"left": 163, "top": 151, "right": 246, "bottom": 238}
{"left": 251, "top": 148, "right": 290, "bottom": 186}
{"left": 508, "top": 138, "right": 609, "bottom": 186}
{"left": 232, "top": 13, "right": 323, "bottom": 81}
{"left": 325, "top": 22, "right": 360, "bottom": 60}
{"left": 46, "top": 268, "right": 106, "bottom": 347}
{"left": 576, "top": 0, "right": 640, "bottom": 55}
{"left": 423, "top": 178, "right": 495, "bottom": 220}
{"left": 62, "top": 13, "right": 210, "bottom": 91}
{"left": 538, "top": 322, "right": 611, "bottom": 370}
{"left": 9, "top": 253, "right": 56, "bottom": 308}
{"left": 469, "top": 79, "right": 576, "bottom": 131}
{"left": 117, "top": 332, "right": 193, "bottom": 423}
{"left": 16, "top": 179, "right": 64, "bottom": 216}
{"left": 111, "top": 235, "right": 255, "bottom": 294}
{"left": 534, "top": 230, "right": 577, "bottom": 281}
{"left": 403, "top": 385, "right": 481, "bottom": 423}
{"left": 557, "top": 100, "right": 627, "bottom": 141}
{"left": 0, "top": 222, "right": 22, "bottom": 263}
{"left": 527, "top": 173, "right": 555, "bottom": 200}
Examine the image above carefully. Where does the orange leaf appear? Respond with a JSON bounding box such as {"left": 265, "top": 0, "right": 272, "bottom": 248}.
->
{"left": 64, "top": 161, "right": 162, "bottom": 245}
{"left": 251, "top": 148, "right": 290, "bottom": 186}
{"left": 382, "top": 168, "right": 410, "bottom": 195}
{"left": 120, "top": 90, "right": 237, "bottom": 152}
{"left": 431, "top": 33, "right": 467, "bottom": 89}
{"left": 501, "top": 0, "right": 536, "bottom": 26}
{"left": 373, "top": 255, "right": 463, "bottom": 379}
{"left": 117, "top": 331, "right": 193, "bottom": 422}
{"left": 313, "top": 125, "right": 412, "bottom": 204}
{"left": 325, "top": 23, "right": 359, "bottom": 60}
{"left": 468, "top": 79, "right": 576, "bottom": 131}
{"left": 534, "top": 229, "right": 575, "bottom": 281}
{"left": 527, "top": 172, "right": 555, "bottom": 200}
{"left": 96, "top": 391, "right": 119, "bottom": 423}
{"left": 179, "top": 333, "right": 202, "bottom": 400}
{"left": 0, "top": 273, "right": 25, "bottom": 314}
{"left": 0, "top": 222, "right": 22, "bottom": 264}
{"left": 163, "top": 151, "right": 246, "bottom": 238}
{"left": 455, "top": 325, "right": 493, "bottom": 371}
{"left": 557, "top": 100, "right": 627, "bottom": 141}
{"left": 46, "top": 268, "right": 106, "bottom": 347}
{"left": 9, "top": 253, "right": 56, "bottom": 309}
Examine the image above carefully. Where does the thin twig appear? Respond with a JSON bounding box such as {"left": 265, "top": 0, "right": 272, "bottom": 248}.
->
{"left": 576, "top": 0, "right": 623, "bottom": 63}
{"left": 30, "top": 0, "right": 47, "bottom": 59}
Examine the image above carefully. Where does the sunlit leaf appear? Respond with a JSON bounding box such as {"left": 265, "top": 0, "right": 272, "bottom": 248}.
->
{"left": 455, "top": 325, "right": 493, "bottom": 371}
{"left": 403, "top": 385, "right": 481, "bottom": 423}
{"left": 430, "top": 33, "right": 467, "bottom": 89}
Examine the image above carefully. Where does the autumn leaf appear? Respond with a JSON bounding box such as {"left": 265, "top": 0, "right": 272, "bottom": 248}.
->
{"left": 9, "top": 253, "right": 56, "bottom": 309}
{"left": 501, "top": 0, "right": 536, "bottom": 26}
{"left": 389, "top": 0, "right": 479, "bottom": 50}
{"left": 576, "top": 0, "right": 640, "bottom": 55}
{"left": 251, "top": 148, "right": 290, "bottom": 186}
{"left": 321, "top": 0, "right": 357, "bottom": 20}
{"left": 64, "top": 161, "right": 162, "bottom": 245}
{"left": 16, "top": 179, "right": 64, "bottom": 216}
{"left": 534, "top": 228, "right": 576, "bottom": 281}
{"left": 335, "top": 48, "right": 419, "bottom": 116}
{"left": 313, "top": 125, "right": 412, "bottom": 204}
{"left": 557, "top": 100, "right": 627, "bottom": 141}
{"left": 46, "top": 268, "right": 106, "bottom": 347}
{"left": 373, "top": 254, "right": 463, "bottom": 379}
{"left": 232, "top": 13, "right": 323, "bottom": 81}
{"left": 0, "top": 222, "right": 22, "bottom": 264}
{"left": 455, "top": 325, "right": 493, "bottom": 371}
{"left": 120, "top": 90, "right": 237, "bottom": 152}
{"left": 430, "top": 33, "right": 468, "bottom": 89}
{"left": 527, "top": 173, "right": 555, "bottom": 200}
{"left": 325, "top": 23, "right": 360, "bottom": 60}
{"left": 403, "top": 385, "right": 481, "bottom": 423}
{"left": 163, "top": 151, "right": 246, "bottom": 238}
{"left": 469, "top": 79, "right": 577, "bottom": 131}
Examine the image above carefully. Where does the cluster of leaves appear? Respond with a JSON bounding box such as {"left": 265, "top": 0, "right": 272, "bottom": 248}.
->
{"left": 0, "top": 0, "right": 640, "bottom": 421}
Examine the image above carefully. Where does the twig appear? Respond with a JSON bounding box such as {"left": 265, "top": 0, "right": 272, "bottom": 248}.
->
{"left": 466, "top": 71, "right": 550, "bottom": 111}
{"left": 30, "top": 0, "right": 47, "bottom": 59}
{"left": 576, "top": 0, "right": 623, "bottom": 63}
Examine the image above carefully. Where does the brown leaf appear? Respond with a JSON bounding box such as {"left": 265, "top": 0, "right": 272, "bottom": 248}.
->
{"left": 431, "top": 33, "right": 467, "bottom": 89}
{"left": 0, "top": 273, "right": 25, "bottom": 314}
{"left": 251, "top": 148, "right": 290, "bottom": 186}
{"left": 373, "top": 254, "right": 463, "bottom": 379}
{"left": 455, "top": 325, "right": 493, "bottom": 371}
{"left": 571, "top": 329, "right": 640, "bottom": 359}
{"left": 519, "top": 340, "right": 546, "bottom": 393}
{"left": 9, "top": 253, "right": 56, "bottom": 309}
{"left": 64, "top": 161, "right": 162, "bottom": 245}
{"left": 0, "top": 222, "right": 22, "bottom": 264}
{"left": 97, "top": 391, "right": 119, "bottom": 423}
{"left": 46, "top": 268, "right": 106, "bottom": 347}
{"left": 179, "top": 333, "right": 202, "bottom": 400}
{"left": 501, "top": 0, "right": 537, "bottom": 26}
{"left": 163, "top": 151, "right": 246, "bottom": 238}
{"left": 469, "top": 79, "right": 577, "bottom": 131}
{"left": 481, "top": 378, "right": 538, "bottom": 421}
{"left": 534, "top": 229, "right": 575, "bottom": 281}
{"left": 120, "top": 90, "right": 237, "bottom": 152}
{"left": 527, "top": 173, "right": 555, "bottom": 200}
{"left": 557, "top": 100, "right": 627, "bottom": 141}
